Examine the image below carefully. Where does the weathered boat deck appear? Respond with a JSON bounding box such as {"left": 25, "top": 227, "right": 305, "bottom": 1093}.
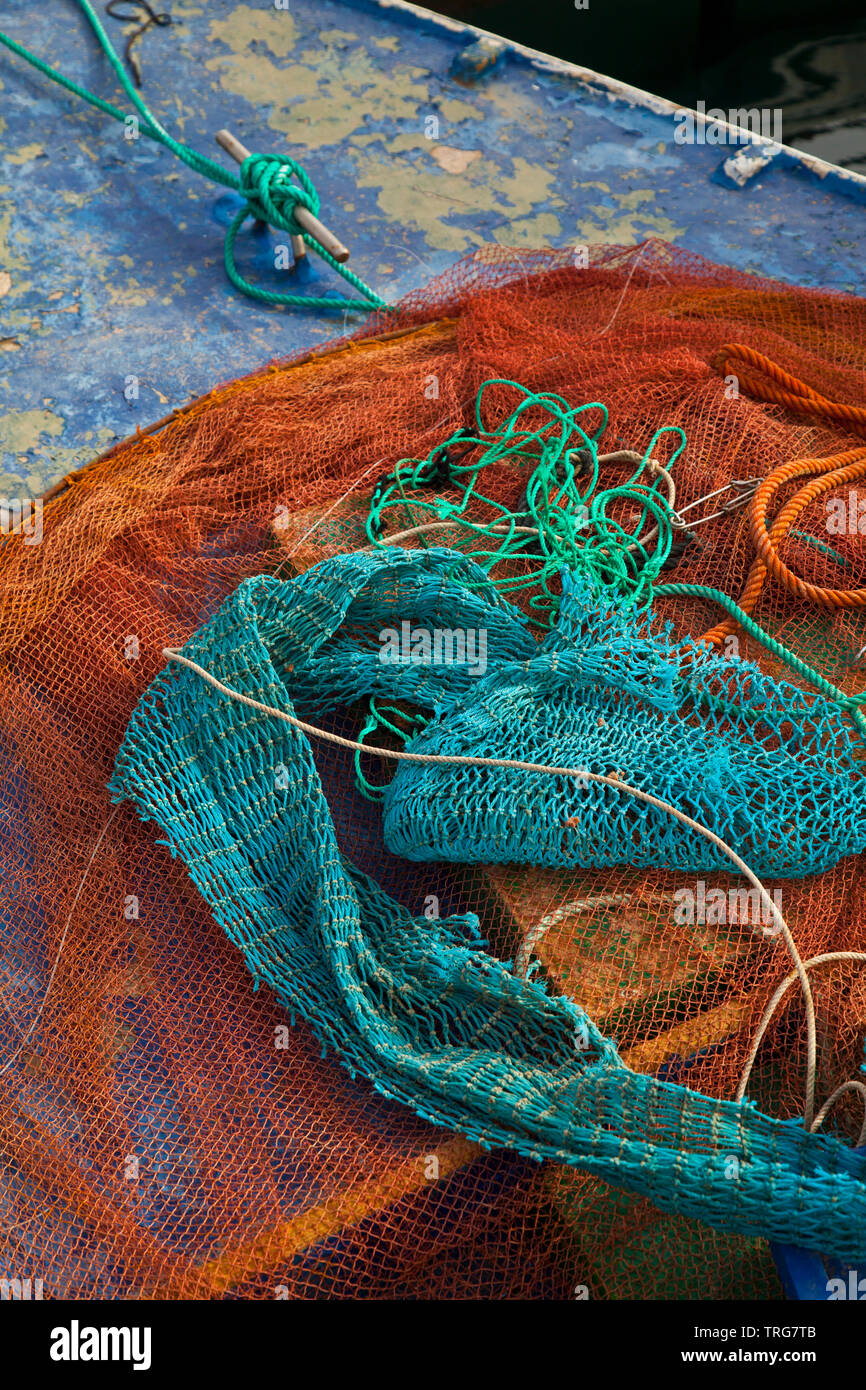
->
{"left": 1, "top": 0, "right": 865, "bottom": 494}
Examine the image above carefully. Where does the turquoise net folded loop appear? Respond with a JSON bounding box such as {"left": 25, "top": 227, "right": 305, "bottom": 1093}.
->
{"left": 109, "top": 547, "right": 866, "bottom": 1261}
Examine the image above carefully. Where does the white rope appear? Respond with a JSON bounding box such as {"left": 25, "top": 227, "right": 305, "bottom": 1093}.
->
{"left": 162, "top": 644, "right": 819, "bottom": 1128}
{"left": 513, "top": 894, "right": 631, "bottom": 979}
{"left": 735, "top": 950, "right": 866, "bottom": 1143}
{"left": 812, "top": 1081, "right": 866, "bottom": 1147}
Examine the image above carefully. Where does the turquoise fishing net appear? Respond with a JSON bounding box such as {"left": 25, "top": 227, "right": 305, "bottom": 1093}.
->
{"left": 377, "top": 557, "right": 865, "bottom": 878}
{"left": 109, "top": 545, "right": 866, "bottom": 1260}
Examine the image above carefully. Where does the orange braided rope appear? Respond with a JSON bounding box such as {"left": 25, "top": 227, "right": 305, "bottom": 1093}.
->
{"left": 702, "top": 347, "right": 866, "bottom": 645}
{"left": 717, "top": 343, "right": 866, "bottom": 439}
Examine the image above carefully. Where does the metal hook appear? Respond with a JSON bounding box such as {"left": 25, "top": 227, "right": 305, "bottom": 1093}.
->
{"left": 670, "top": 476, "right": 763, "bottom": 531}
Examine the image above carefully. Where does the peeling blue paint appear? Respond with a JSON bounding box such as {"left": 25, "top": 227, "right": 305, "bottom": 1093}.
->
{"left": 0, "top": 0, "right": 864, "bottom": 495}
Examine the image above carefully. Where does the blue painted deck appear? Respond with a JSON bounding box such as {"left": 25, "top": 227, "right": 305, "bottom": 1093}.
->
{"left": 1, "top": 0, "right": 865, "bottom": 497}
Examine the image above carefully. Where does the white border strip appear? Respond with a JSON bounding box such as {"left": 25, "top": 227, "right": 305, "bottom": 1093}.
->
{"left": 372, "top": 0, "right": 866, "bottom": 193}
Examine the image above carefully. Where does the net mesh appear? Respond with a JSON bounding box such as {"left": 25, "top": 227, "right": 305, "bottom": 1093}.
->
{"left": 3, "top": 241, "right": 866, "bottom": 1299}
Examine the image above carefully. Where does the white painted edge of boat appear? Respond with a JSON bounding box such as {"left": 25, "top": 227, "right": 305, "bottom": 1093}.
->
{"left": 373, "top": 0, "right": 866, "bottom": 195}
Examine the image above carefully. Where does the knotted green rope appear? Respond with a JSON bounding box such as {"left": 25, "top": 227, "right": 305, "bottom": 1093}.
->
{"left": 0, "top": 0, "right": 388, "bottom": 314}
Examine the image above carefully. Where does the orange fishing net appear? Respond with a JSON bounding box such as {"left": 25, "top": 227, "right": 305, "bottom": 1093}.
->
{"left": 3, "top": 241, "right": 866, "bottom": 1299}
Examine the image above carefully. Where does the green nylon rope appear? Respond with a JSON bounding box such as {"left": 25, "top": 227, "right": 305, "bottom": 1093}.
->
{"left": 655, "top": 582, "right": 866, "bottom": 741}
{"left": 790, "top": 530, "right": 851, "bottom": 569}
{"left": 0, "top": 0, "right": 388, "bottom": 314}
{"left": 354, "top": 699, "right": 430, "bottom": 801}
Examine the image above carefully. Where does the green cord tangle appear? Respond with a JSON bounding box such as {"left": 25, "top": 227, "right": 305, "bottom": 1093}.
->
{"left": 0, "top": 0, "right": 388, "bottom": 314}
{"left": 364, "top": 379, "right": 866, "bottom": 742}
{"left": 366, "top": 379, "right": 688, "bottom": 626}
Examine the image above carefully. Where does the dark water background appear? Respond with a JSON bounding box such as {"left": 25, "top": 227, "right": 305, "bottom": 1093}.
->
{"left": 431, "top": 2, "right": 866, "bottom": 174}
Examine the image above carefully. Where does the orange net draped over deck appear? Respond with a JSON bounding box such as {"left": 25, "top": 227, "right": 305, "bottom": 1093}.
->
{"left": 2, "top": 242, "right": 866, "bottom": 1299}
